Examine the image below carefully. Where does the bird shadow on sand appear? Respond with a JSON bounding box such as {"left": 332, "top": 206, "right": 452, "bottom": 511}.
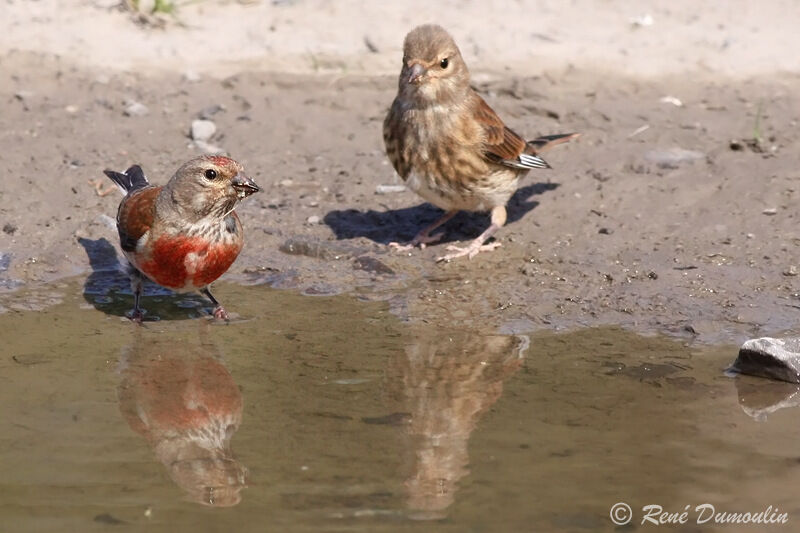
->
{"left": 323, "top": 182, "right": 559, "bottom": 245}
{"left": 78, "top": 237, "right": 209, "bottom": 321}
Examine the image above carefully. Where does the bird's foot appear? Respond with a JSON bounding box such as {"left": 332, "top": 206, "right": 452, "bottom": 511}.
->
{"left": 436, "top": 241, "right": 502, "bottom": 262}
{"left": 126, "top": 308, "right": 145, "bottom": 324}
{"left": 212, "top": 305, "right": 230, "bottom": 321}
{"left": 389, "top": 231, "right": 444, "bottom": 252}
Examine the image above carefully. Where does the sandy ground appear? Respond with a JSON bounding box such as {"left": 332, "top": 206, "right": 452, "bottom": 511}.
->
{"left": 2, "top": 1, "right": 800, "bottom": 343}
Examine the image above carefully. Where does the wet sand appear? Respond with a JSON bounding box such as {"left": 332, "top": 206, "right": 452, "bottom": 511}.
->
{"left": 2, "top": 50, "right": 800, "bottom": 342}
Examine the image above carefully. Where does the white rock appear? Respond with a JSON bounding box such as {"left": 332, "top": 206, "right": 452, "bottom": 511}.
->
{"left": 659, "top": 96, "right": 683, "bottom": 107}
{"left": 734, "top": 337, "right": 800, "bottom": 383}
{"left": 375, "top": 184, "right": 407, "bottom": 194}
{"left": 191, "top": 119, "right": 217, "bottom": 142}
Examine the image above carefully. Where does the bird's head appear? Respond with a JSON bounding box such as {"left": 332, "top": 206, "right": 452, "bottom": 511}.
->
{"left": 166, "top": 156, "right": 260, "bottom": 221}
{"left": 398, "top": 25, "right": 470, "bottom": 105}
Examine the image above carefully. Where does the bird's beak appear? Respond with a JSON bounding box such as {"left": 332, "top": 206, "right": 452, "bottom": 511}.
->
{"left": 407, "top": 63, "right": 426, "bottom": 85}
{"left": 231, "top": 173, "right": 260, "bottom": 199}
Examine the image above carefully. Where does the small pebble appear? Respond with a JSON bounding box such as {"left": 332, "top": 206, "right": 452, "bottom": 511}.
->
{"left": 375, "top": 184, "right": 407, "bottom": 194}
{"left": 123, "top": 101, "right": 149, "bottom": 117}
{"left": 306, "top": 215, "right": 320, "bottom": 225}
{"left": 762, "top": 208, "right": 778, "bottom": 215}
{"left": 191, "top": 119, "right": 217, "bottom": 142}
{"left": 197, "top": 104, "right": 224, "bottom": 120}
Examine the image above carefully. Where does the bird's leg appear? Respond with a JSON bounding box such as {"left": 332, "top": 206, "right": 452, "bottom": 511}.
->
{"left": 127, "top": 267, "right": 145, "bottom": 323}
{"left": 437, "top": 205, "right": 506, "bottom": 262}
{"left": 390, "top": 209, "right": 459, "bottom": 251}
{"left": 201, "top": 286, "right": 229, "bottom": 321}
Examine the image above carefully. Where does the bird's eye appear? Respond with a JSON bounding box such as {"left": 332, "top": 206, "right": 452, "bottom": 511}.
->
{"left": 204, "top": 169, "right": 217, "bottom": 180}
{"left": 440, "top": 58, "right": 449, "bottom": 69}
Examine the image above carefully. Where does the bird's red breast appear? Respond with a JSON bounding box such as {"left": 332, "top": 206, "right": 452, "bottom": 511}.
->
{"left": 117, "top": 185, "right": 244, "bottom": 291}
{"left": 139, "top": 232, "right": 243, "bottom": 290}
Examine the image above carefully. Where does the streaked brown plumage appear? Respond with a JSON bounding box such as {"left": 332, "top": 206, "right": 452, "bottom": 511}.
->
{"left": 383, "top": 24, "right": 579, "bottom": 261}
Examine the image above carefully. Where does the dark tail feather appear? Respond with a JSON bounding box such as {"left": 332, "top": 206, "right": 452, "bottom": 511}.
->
{"left": 103, "top": 165, "right": 149, "bottom": 194}
{"left": 526, "top": 133, "right": 581, "bottom": 155}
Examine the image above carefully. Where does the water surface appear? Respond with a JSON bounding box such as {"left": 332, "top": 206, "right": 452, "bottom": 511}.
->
{"left": 1, "top": 282, "right": 799, "bottom": 532}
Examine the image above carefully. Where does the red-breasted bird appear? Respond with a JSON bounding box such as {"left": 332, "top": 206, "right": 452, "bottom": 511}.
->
{"left": 103, "top": 155, "right": 260, "bottom": 321}
{"left": 383, "top": 24, "right": 579, "bottom": 261}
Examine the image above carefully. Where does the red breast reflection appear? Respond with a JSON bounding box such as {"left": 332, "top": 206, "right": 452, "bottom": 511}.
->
{"left": 118, "top": 327, "right": 247, "bottom": 506}
{"left": 393, "top": 333, "right": 525, "bottom": 519}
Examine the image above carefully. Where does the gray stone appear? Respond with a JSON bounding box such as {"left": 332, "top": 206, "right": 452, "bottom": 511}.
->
{"left": 191, "top": 119, "right": 217, "bottom": 142}
{"left": 197, "top": 104, "right": 224, "bottom": 120}
{"left": 733, "top": 337, "right": 800, "bottom": 383}
{"left": 123, "top": 101, "right": 149, "bottom": 117}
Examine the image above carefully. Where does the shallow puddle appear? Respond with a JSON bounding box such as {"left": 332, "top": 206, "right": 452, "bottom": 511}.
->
{"left": 2, "top": 281, "right": 800, "bottom": 532}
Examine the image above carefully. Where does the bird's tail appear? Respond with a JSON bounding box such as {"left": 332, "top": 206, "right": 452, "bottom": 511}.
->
{"left": 525, "top": 133, "right": 581, "bottom": 155}
{"left": 103, "top": 165, "right": 149, "bottom": 195}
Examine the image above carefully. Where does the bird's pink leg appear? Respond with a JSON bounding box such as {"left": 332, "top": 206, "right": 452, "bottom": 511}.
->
{"left": 212, "top": 306, "right": 229, "bottom": 321}
{"left": 390, "top": 210, "right": 458, "bottom": 251}
{"left": 437, "top": 206, "right": 506, "bottom": 262}
{"left": 201, "top": 287, "right": 229, "bottom": 321}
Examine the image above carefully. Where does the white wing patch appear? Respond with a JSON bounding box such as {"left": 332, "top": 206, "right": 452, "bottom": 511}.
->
{"left": 501, "top": 153, "right": 551, "bottom": 170}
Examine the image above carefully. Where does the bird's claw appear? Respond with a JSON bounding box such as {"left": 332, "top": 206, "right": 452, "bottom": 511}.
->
{"left": 126, "top": 309, "right": 145, "bottom": 324}
{"left": 436, "top": 242, "right": 502, "bottom": 262}
{"left": 212, "top": 306, "right": 230, "bottom": 321}
{"left": 389, "top": 231, "right": 444, "bottom": 252}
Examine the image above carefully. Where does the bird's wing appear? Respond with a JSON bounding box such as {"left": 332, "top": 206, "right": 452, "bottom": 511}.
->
{"left": 383, "top": 102, "right": 412, "bottom": 179}
{"left": 526, "top": 133, "right": 581, "bottom": 154}
{"left": 116, "top": 186, "right": 161, "bottom": 252}
{"left": 473, "top": 95, "right": 550, "bottom": 170}
{"left": 103, "top": 165, "right": 150, "bottom": 194}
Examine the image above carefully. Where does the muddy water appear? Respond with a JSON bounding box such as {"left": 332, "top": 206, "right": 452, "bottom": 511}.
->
{"left": 2, "top": 281, "right": 800, "bottom": 532}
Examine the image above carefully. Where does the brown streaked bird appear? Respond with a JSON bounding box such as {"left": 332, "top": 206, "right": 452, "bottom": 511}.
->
{"left": 103, "top": 155, "right": 260, "bottom": 322}
{"left": 383, "top": 24, "right": 579, "bottom": 261}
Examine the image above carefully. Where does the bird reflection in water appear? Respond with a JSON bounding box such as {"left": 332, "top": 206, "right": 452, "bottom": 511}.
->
{"left": 392, "top": 332, "right": 527, "bottom": 519}
{"left": 117, "top": 324, "right": 247, "bottom": 506}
